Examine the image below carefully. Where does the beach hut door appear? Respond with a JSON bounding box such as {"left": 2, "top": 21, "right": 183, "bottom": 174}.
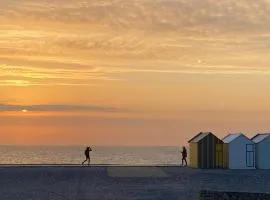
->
{"left": 215, "top": 144, "right": 223, "bottom": 168}
{"left": 246, "top": 144, "right": 255, "bottom": 167}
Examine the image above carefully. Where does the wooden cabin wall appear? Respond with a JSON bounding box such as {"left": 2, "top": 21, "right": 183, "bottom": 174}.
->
{"left": 189, "top": 143, "right": 198, "bottom": 168}
{"left": 222, "top": 143, "right": 228, "bottom": 168}
{"left": 198, "top": 134, "right": 224, "bottom": 169}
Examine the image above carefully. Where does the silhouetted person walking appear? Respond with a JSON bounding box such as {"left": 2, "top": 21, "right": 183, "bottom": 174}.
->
{"left": 181, "top": 146, "right": 187, "bottom": 166}
{"left": 82, "top": 146, "right": 92, "bottom": 165}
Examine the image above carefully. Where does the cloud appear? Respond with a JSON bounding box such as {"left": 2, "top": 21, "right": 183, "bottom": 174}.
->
{"left": 2, "top": 0, "right": 270, "bottom": 31}
{"left": 0, "top": 104, "right": 125, "bottom": 112}
{"left": 2, "top": 60, "right": 270, "bottom": 87}
{"left": 1, "top": 0, "right": 270, "bottom": 87}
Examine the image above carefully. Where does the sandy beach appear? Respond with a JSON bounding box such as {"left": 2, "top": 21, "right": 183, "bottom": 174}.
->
{"left": 0, "top": 165, "right": 270, "bottom": 200}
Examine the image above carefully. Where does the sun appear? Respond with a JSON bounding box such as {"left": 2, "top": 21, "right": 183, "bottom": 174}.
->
{"left": 21, "top": 109, "right": 28, "bottom": 113}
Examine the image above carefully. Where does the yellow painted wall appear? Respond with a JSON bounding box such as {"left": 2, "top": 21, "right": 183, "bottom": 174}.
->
{"left": 215, "top": 143, "right": 222, "bottom": 168}
{"left": 189, "top": 143, "right": 198, "bottom": 168}
{"left": 223, "top": 144, "right": 228, "bottom": 168}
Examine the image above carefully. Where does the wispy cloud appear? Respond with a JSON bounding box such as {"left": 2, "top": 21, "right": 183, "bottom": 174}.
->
{"left": 2, "top": 60, "right": 270, "bottom": 87}
{"left": 1, "top": 0, "right": 270, "bottom": 88}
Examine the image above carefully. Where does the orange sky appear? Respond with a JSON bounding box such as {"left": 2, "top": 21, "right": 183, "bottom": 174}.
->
{"left": 1, "top": 0, "right": 270, "bottom": 145}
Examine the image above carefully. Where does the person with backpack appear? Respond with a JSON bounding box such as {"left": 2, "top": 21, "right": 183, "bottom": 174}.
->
{"left": 82, "top": 146, "right": 92, "bottom": 165}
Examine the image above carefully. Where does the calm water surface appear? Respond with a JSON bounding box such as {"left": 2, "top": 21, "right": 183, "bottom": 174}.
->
{"left": 0, "top": 146, "right": 189, "bottom": 165}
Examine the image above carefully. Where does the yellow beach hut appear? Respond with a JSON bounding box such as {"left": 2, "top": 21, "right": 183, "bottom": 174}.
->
{"left": 188, "top": 132, "right": 224, "bottom": 169}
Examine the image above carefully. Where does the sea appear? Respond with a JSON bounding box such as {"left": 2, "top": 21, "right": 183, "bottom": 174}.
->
{"left": 0, "top": 146, "right": 189, "bottom": 165}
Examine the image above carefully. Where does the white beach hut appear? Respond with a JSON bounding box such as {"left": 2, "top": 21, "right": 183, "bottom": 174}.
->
{"left": 222, "top": 133, "right": 255, "bottom": 169}
{"left": 252, "top": 133, "right": 270, "bottom": 169}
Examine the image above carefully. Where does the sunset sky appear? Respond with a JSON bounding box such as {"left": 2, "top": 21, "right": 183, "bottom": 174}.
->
{"left": 1, "top": 0, "right": 270, "bottom": 145}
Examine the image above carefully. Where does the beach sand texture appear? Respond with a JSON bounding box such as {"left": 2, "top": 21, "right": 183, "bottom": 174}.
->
{"left": 0, "top": 166, "right": 270, "bottom": 200}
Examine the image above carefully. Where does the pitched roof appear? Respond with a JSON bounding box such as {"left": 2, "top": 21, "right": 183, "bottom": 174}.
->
{"left": 251, "top": 133, "right": 270, "bottom": 143}
{"left": 188, "top": 132, "right": 212, "bottom": 143}
{"left": 222, "top": 133, "right": 243, "bottom": 143}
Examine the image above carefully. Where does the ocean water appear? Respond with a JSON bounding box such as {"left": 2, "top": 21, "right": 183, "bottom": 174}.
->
{"left": 0, "top": 146, "right": 189, "bottom": 165}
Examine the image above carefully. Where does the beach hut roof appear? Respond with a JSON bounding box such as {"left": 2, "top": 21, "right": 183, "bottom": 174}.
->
{"left": 188, "top": 132, "right": 212, "bottom": 143}
{"left": 222, "top": 133, "right": 244, "bottom": 143}
{"left": 251, "top": 133, "right": 270, "bottom": 143}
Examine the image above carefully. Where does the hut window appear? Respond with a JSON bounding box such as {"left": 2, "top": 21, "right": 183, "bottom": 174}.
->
{"left": 246, "top": 144, "right": 255, "bottom": 167}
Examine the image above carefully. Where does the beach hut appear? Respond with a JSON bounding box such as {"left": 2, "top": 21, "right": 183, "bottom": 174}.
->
{"left": 252, "top": 133, "right": 270, "bottom": 169}
{"left": 222, "top": 133, "right": 255, "bottom": 169}
{"left": 188, "top": 132, "right": 224, "bottom": 169}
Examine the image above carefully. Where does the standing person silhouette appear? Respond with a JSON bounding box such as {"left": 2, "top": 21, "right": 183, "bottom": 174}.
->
{"left": 82, "top": 146, "right": 92, "bottom": 165}
{"left": 181, "top": 146, "right": 187, "bottom": 166}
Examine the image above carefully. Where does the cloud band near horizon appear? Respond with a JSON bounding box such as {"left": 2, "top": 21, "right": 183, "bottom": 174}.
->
{"left": 0, "top": 104, "right": 125, "bottom": 112}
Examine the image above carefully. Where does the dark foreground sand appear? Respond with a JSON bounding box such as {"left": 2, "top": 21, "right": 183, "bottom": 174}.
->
{"left": 0, "top": 165, "right": 270, "bottom": 200}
